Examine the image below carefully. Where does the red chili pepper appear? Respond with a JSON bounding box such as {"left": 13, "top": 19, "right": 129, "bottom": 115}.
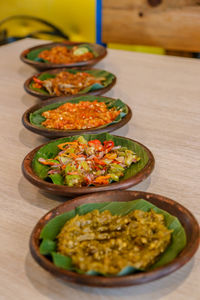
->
{"left": 113, "top": 160, "right": 121, "bottom": 164}
{"left": 103, "top": 140, "right": 114, "bottom": 147}
{"left": 88, "top": 139, "right": 103, "bottom": 151}
{"left": 103, "top": 140, "right": 114, "bottom": 152}
{"left": 93, "top": 157, "right": 106, "bottom": 165}
{"left": 94, "top": 165, "right": 100, "bottom": 170}
{"left": 33, "top": 76, "right": 43, "bottom": 84}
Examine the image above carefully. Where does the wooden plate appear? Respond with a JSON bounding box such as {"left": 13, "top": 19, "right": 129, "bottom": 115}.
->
{"left": 30, "top": 190, "right": 200, "bottom": 287}
{"left": 22, "top": 136, "right": 155, "bottom": 197}
{"left": 20, "top": 42, "right": 107, "bottom": 71}
{"left": 22, "top": 96, "right": 132, "bottom": 138}
{"left": 24, "top": 68, "right": 116, "bottom": 100}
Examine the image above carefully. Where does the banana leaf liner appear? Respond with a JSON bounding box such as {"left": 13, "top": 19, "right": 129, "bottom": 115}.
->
{"left": 32, "top": 133, "right": 149, "bottom": 185}
{"left": 39, "top": 199, "right": 186, "bottom": 276}
{"left": 29, "top": 69, "right": 115, "bottom": 96}
{"left": 29, "top": 96, "right": 128, "bottom": 131}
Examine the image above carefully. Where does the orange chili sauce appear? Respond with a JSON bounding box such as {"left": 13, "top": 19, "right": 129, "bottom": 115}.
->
{"left": 39, "top": 46, "right": 94, "bottom": 64}
{"left": 42, "top": 101, "right": 121, "bottom": 130}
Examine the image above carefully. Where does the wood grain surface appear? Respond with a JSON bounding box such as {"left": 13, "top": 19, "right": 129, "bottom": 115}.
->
{"left": 0, "top": 38, "right": 200, "bottom": 299}
{"left": 102, "top": 0, "right": 200, "bottom": 52}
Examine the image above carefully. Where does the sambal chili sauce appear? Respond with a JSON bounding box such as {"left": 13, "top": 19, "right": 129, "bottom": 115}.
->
{"left": 38, "top": 46, "right": 94, "bottom": 64}
{"left": 42, "top": 101, "right": 121, "bottom": 130}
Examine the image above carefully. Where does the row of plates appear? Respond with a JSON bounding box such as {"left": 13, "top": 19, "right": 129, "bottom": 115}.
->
{"left": 20, "top": 41, "right": 199, "bottom": 287}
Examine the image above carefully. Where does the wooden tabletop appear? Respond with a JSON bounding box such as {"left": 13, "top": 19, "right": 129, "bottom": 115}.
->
{"left": 0, "top": 38, "right": 199, "bottom": 300}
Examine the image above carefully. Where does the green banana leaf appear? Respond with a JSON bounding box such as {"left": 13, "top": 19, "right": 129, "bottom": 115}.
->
{"left": 29, "top": 69, "right": 115, "bottom": 96}
{"left": 32, "top": 132, "right": 149, "bottom": 184}
{"left": 26, "top": 48, "right": 49, "bottom": 62}
{"left": 27, "top": 44, "right": 98, "bottom": 62}
{"left": 29, "top": 95, "right": 128, "bottom": 130}
{"left": 39, "top": 199, "right": 186, "bottom": 276}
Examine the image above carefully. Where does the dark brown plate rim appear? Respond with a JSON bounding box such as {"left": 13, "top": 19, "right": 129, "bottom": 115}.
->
{"left": 30, "top": 190, "right": 200, "bottom": 287}
{"left": 23, "top": 68, "right": 116, "bottom": 100}
{"left": 22, "top": 135, "right": 155, "bottom": 196}
{"left": 22, "top": 96, "right": 132, "bottom": 138}
{"left": 20, "top": 42, "right": 107, "bottom": 70}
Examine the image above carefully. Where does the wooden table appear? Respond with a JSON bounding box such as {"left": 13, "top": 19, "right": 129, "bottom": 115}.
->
{"left": 0, "top": 38, "right": 199, "bottom": 300}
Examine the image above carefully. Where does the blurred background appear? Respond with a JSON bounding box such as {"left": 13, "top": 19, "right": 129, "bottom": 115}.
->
{"left": 0, "top": 0, "right": 199, "bottom": 57}
{"left": 0, "top": 0, "right": 95, "bottom": 44}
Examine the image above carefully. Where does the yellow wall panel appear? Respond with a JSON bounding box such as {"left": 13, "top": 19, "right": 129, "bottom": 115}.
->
{"left": 0, "top": 0, "right": 95, "bottom": 42}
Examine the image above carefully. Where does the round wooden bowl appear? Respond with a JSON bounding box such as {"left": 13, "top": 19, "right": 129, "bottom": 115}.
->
{"left": 22, "top": 136, "right": 155, "bottom": 197}
{"left": 30, "top": 190, "right": 200, "bottom": 287}
{"left": 24, "top": 68, "right": 116, "bottom": 100}
{"left": 22, "top": 96, "right": 132, "bottom": 138}
{"left": 20, "top": 42, "right": 107, "bottom": 71}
